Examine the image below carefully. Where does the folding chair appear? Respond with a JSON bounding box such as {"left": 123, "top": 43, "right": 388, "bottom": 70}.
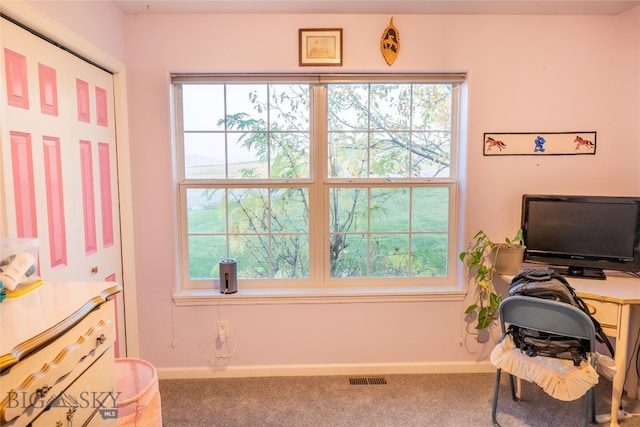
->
{"left": 491, "top": 296, "right": 597, "bottom": 427}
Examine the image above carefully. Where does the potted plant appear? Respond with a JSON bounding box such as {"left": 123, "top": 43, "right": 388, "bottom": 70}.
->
{"left": 492, "top": 229, "right": 525, "bottom": 275}
{"left": 459, "top": 229, "right": 524, "bottom": 338}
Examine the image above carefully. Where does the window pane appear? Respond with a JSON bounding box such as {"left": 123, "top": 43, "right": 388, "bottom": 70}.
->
{"left": 188, "top": 235, "right": 226, "bottom": 279}
{"left": 228, "top": 188, "right": 269, "bottom": 233}
{"left": 370, "top": 234, "right": 410, "bottom": 277}
{"left": 370, "top": 188, "right": 409, "bottom": 232}
{"left": 270, "top": 133, "right": 310, "bottom": 179}
{"left": 328, "top": 131, "right": 368, "bottom": 178}
{"left": 370, "top": 83, "right": 411, "bottom": 131}
{"left": 370, "top": 132, "right": 409, "bottom": 177}
{"left": 184, "top": 133, "right": 225, "bottom": 179}
{"left": 270, "top": 188, "right": 309, "bottom": 232}
{"left": 230, "top": 235, "right": 270, "bottom": 278}
{"left": 411, "top": 84, "right": 452, "bottom": 131}
{"left": 411, "top": 131, "right": 450, "bottom": 177}
{"left": 271, "top": 235, "right": 309, "bottom": 278}
{"left": 410, "top": 84, "right": 452, "bottom": 178}
{"left": 183, "top": 84, "right": 225, "bottom": 131}
{"left": 328, "top": 84, "right": 369, "bottom": 131}
{"left": 330, "top": 233, "right": 367, "bottom": 278}
{"left": 412, "top": 187, "right": 449, "bottom": 232}
{"left": 227, "top": 132, "right": 267, "bottom": 179}
{"left": 329, "top": 187, "right": 369, "bottom": 233}
{"left": 410, "top": 233, "right": 448, "bottom": 277}
{"left": 225, "top": 84, "right": 268, "bottom": 131}
{"left": 186, "top": 188, "right": 226, "bottom": 234}
{"left": 269, "top": 84, "right": 310, "bottom": 131}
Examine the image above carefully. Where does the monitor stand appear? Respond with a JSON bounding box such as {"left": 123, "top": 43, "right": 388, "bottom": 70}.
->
{"left": 553, "top": 266, "right": 606, "bottom": 280}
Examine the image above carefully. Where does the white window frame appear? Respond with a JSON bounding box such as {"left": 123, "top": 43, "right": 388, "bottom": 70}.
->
{"left": 172, "top": 74, "right": 465, "bottom": 304}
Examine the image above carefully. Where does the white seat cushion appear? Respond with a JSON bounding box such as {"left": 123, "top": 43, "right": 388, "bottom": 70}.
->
{"left": 490, "top": 334, "right": 599, "bottom": 401}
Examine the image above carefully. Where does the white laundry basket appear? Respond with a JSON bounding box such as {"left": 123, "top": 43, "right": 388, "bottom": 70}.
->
{"left": 115, "top": 358, "right": 162, "bottom": 426}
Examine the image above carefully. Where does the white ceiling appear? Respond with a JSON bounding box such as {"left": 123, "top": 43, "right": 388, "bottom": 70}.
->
{"left": 113, "top": 0, "right": 640, "bottom": 16}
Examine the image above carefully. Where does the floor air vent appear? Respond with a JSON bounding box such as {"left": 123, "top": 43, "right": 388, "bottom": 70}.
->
{"left": 349, "top": 377, "right": 387, "bottom": 385}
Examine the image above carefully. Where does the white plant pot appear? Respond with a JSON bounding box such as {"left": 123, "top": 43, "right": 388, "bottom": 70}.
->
{"left": 493, "top": 245, "right": 526, "bottom": 275}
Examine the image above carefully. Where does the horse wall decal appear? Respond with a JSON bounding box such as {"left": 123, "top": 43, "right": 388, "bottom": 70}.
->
{"left": 574, "top": 135, "right": 594, "bottom": 150}
{"left": 485, "top": 136, "right": 507, "bottom": 151}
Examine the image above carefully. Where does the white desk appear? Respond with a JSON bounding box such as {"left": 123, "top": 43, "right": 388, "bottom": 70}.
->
{"left": 569, "top": 272, "right": 640, "bottom": 426}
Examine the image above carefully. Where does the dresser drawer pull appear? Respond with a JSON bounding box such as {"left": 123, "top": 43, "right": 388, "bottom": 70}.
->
{"left": 37, "top": 385, "right": 51, "bottom": 399}
{"left": 97, "top": 334, "right": 107, "bottom": 345}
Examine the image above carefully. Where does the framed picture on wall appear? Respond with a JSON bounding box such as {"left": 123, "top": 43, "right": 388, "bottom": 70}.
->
{"left": 299, "top": 28, "right": 343, "bottom": 66}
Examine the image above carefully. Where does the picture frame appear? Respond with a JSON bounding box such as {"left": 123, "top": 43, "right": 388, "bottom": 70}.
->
{"left": 299, "top": 28, "right": 343, "bottom": 66}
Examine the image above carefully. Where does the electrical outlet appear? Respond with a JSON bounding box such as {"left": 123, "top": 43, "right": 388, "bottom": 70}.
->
{"left": 218, "top": 320, "right": 230, "bottom": 343}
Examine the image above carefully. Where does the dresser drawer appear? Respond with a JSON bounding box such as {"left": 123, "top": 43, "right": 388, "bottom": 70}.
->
{"left": 30, "top": 349, "right": 115, "bottom": 427}
{"left": 1, "top": 300, "right": 115, "bottom": 426}
{"left": 582, "top": 298, "right": 619, "bottom": 336}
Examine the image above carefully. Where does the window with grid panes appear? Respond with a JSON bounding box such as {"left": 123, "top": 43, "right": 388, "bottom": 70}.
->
{"left": 174, "top": 74, "right": 462, "bottom": 291}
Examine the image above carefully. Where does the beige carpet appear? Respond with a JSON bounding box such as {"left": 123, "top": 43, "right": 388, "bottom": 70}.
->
{"left": 159, "top": 373, "right": 640, "bottom": 426}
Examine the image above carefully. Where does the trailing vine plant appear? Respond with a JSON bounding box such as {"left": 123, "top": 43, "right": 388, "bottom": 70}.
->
{"left": 459, "top": 229, "right": 524, "bottom": 339}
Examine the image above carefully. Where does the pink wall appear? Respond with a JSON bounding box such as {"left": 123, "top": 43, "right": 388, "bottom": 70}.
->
{"left": 19, "top": 3, "right": 640, "bottom": 372}
{"left": 27, "top": 0, "right": 127, "bottom": 62}
{"left": 121, "top": 10, "right": 639, "bottom": 371}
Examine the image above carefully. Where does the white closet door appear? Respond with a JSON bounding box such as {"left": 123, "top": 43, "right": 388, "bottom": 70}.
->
{"left": 1, "top": 18, "right": 126, "bottom": 356}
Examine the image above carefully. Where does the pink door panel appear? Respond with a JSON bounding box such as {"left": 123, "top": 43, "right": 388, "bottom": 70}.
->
{"left": 10, "top": 131, "right": 38, "bottom": 238}
{"left": 43, "top": 136, "right": 67, "bottom": 269}
{"left": 76, "top": 78, "right": 90, "bottom": 123}
{"left": 38, "top": 63, "right": 58, "bottom": 116}
{"left": 80, "top": 140, "right": 97, "bottom": 255}
{"left": 96, "top": 86, "right": 108, "bottom": 127}
{"left": 4, "top": 48, "right": 29, "bottom": 109}
{"left": 98, "top": 142, "right": 114, "bottom": 248}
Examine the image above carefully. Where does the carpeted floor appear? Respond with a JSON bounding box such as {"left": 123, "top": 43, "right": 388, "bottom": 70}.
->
{"left": 159, "top": 373, "right": 640, "bottom": 426}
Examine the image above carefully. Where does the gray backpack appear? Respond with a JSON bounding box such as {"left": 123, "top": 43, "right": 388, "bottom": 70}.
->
{"left": 507, "top": 268, "right": 614, "bottom": 366}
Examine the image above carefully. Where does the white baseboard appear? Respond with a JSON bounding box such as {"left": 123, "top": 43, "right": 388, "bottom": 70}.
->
{"left": 157, "top": 361, "right": 496, "bottom": 380}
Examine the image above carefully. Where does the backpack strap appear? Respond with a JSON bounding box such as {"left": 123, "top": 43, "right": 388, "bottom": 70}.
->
{"left": 550, "top": 271, "right": 616, "bottom": 357}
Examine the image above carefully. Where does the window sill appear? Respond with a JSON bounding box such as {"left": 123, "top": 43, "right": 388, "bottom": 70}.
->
{"left": 172, "top": 285, "right": 466, "bottom": 306}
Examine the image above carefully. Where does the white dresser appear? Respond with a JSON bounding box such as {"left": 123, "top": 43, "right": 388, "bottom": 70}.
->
{"left": 0, "top": 282, "right": 121, "bottom": 427}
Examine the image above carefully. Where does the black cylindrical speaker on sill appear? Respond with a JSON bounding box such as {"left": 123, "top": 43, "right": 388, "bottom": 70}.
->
{"left": 219, "top": 259, "right": 237, "bottom": 294}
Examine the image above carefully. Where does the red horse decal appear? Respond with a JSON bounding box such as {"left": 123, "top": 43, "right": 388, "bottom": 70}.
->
{"left": 574, "top": 136, "right": 594, "bottom": 150}
{"left": 485, "top": 137, "right": 507, "bottom": 151}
